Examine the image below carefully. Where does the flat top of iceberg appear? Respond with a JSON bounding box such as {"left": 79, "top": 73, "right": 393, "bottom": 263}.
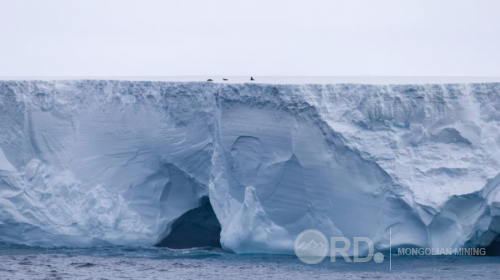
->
{"left": 1, "top": 76, "right": 500, "bottom": 85}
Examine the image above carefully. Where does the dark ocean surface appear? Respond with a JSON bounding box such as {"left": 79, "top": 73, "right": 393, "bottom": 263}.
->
{"left": 0, "top": 243, "right": 499, "bottom": 279}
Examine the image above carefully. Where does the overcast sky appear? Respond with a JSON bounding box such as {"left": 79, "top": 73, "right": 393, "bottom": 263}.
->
{"left": 1, "top": 0, "right": 499, "bottom": 77}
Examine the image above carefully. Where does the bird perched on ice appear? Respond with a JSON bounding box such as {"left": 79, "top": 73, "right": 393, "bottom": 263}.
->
{"left": 250, "top": 77, "right": 255, "bottom": 81}
{"left": 207, "top": 79, "right": 213, "bottom": 82}
{"left": 223, "top": 78, "right": 228, "bottom": 81}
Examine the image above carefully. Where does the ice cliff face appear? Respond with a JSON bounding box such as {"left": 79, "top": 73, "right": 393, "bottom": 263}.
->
{"left": 1, "top": 80, "right": 499, "bottom": 254}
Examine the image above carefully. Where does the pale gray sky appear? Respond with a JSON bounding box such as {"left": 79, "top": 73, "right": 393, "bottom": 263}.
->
{"left": 1, "top": 0, "right": 499, "bottom": 77}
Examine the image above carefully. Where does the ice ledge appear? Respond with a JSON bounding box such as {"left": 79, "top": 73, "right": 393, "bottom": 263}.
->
{"left": 2, "top": 76, "right": 500, "bottom": 85}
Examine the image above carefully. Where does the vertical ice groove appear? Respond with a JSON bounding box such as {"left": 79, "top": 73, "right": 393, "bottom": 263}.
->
{"left": 0, "top": 80, "right": 499, "bottom": 254}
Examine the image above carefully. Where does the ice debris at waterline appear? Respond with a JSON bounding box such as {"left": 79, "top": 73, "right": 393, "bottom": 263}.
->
{"left": 1, "top": 80, "right": 500, "bottom": 255}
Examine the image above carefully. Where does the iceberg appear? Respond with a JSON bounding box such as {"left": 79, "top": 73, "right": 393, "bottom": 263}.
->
{"left": 0, "top": 80, "right": 499, "bottom": 255}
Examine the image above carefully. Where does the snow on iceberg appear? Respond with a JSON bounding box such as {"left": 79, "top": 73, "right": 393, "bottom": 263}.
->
{"left": 0, "top": 80, "right": 499, "bottom": 255}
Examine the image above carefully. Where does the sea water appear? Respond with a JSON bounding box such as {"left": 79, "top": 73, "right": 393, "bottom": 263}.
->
{"left": 0, "top": 243, "right": 499, "bottom": 279}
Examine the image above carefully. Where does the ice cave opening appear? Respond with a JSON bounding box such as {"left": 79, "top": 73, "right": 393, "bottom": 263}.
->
{"left": 483, "top": 235, "right": 500, "bottom": 256}
{"left": 155, "top": 197, "right": 222, "bottom": 249}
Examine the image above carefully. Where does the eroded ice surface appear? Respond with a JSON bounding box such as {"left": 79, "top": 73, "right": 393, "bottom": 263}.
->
{"left": 0, "top": 80, "right": 499, "bottom": 255}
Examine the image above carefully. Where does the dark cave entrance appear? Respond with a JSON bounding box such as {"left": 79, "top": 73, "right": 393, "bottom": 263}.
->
{"left": 483, "top": 234, "right": 500, "bottom": 256}
{"left": 475, "top": 217, "right": 500, "bottom": 256}
{"left": 155, "top": 197, "right": 222, "bottom": 249}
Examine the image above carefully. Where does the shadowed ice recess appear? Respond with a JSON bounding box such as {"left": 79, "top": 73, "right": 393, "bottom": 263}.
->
{"left": 0, "top": 80, "right": 500, "bottom": 256}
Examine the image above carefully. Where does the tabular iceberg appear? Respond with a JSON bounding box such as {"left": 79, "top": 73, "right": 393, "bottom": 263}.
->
{"left": 1, "top": 80, "right": 499, "bottom": 255}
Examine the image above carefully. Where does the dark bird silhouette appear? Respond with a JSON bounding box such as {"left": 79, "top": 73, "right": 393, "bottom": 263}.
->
{"left": 223, "top": 78, "right": 228, "bottom": 81}
{"left": 250, "top": 77, "right": 255, "bottom": 81}
{"left": 207, "top": 79, "right": 213, "bottom": 82}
